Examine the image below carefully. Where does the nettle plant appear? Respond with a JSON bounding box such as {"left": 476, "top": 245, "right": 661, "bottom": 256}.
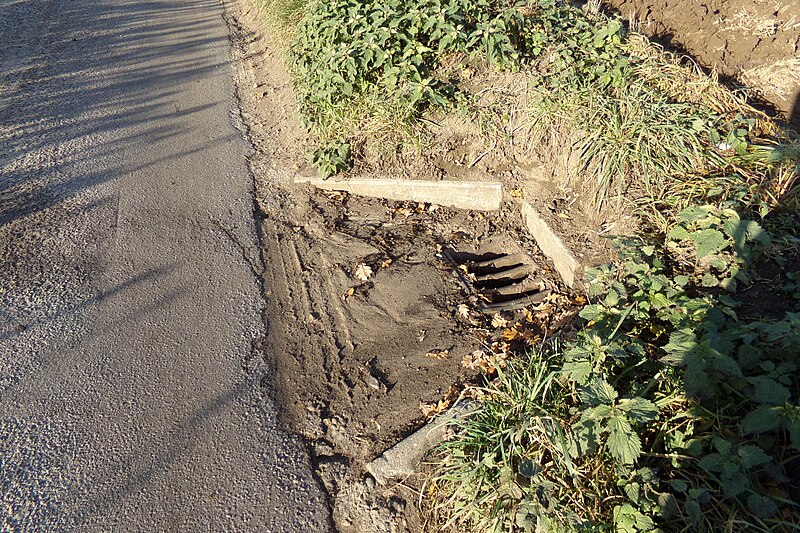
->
{"left": 665, "top": 205, "right": 771, "bottom": 291}
{"left": 440, "top": 207, "right": 798, "bottom": 532}
{"left": 558, "top": 208, "right": 799, "bottom": 530}
{"left": 289, "top": 0, "right": 631, "bottom": 174}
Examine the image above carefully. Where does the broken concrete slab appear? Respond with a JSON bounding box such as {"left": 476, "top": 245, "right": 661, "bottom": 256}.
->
{"left": 519, "top": 201, "right": 582, "bottom": 288}
{"left": 365, "top": 402, "right": 474, "bottom": 485}
{"left": 294, "top": 175, "right": 503, "bottom": 211}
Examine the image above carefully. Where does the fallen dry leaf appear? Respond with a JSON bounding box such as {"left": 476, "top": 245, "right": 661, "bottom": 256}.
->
{"left": 354, "top": 263, "right": 373, "bottom": 281}
{"left": 457, "top": 264, "right": 477, "bottom": 282}
{"left": 425, "top": 349, "right": 449, "bottom": 359}
{"left": 461, "top": 350, "right": 486, "bottom": 369}
{"left": 462, "top": 348, "right": 510, "bottom": 374}
{"left": 491, "top": 314, "right": 508, "bottom": 329}
{"left": 419, "top": 384, "right": 460, "bottom": 417}
{"left": 521, "top": 309, "right": 534, "bottom": 323}
{"left": 502, "top": 327, "right": 522, "bottom": 341}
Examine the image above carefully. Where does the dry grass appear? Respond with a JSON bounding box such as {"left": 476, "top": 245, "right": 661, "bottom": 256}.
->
{"left": 622, "top": 34, "right": 771, "bottom": 121}
{"left": 715, "top": 8, "right": 780, "bottom": 36}
{"left": 254, "top": 0, "right": 306, "bottom": 50}
{"left": 741, "top": 58, "right": 800, "bottom": 104}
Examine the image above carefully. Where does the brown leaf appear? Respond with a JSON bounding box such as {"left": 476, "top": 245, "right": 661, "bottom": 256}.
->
{"left": 425, "top": 349, "right": 449, "bottom": 359}
{"left": 491, "top": 314, "right": 508, "bottom": 329}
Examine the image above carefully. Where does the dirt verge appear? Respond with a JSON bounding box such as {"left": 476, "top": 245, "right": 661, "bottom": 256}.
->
{"left": 224, "top": 2, "right": 580, "bottom": 530}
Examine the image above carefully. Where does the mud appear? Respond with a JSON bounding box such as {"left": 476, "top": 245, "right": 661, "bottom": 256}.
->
{"left": 602, "top": 0, "right": 800, "bottom": 123}
{"left": 224, "top": 2, "right": 578, "bottom": 530}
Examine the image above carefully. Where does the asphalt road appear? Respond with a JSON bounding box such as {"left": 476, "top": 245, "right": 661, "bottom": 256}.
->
{"left": 0, "top": 0, "right": 330, "bottom": 530}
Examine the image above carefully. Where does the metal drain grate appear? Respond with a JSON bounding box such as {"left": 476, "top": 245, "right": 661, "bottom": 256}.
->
{"left": 444, "top": 247, "right": 551, "bottom": 313}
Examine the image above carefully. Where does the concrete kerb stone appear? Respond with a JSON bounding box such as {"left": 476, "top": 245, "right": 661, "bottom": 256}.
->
{"left": 519, "top": 201, "right": 582, "bottom": 288}
{"left": 293, "top": 175, "right": 503, "bottom": 211}
{"left": 365, "top": 401, "right": 474, "bottom": 485}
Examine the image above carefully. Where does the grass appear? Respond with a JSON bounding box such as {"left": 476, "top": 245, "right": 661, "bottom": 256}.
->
{"left": 430, "top": 349, "right": 612, "bottom": 531}
{"left": 256, "top": 0, "right": 797, "bottom": 217}
{"left": 254, "top": 0, "right": 306, "bottom": 48}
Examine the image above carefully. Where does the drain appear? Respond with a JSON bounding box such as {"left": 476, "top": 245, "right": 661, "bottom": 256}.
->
{"left": 444, "top": 246, "right": 551, "bottom": 313}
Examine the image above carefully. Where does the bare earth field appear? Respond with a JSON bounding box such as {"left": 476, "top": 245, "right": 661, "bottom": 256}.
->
{"left": 603, "top": 0, "right": 800, "bottom": 124}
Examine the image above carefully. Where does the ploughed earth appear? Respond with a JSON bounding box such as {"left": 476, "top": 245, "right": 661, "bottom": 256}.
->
{"left": 602, "top": 0, "right": 800, "bottom": 124}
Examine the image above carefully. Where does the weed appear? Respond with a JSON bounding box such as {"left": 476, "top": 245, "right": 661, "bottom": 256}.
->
{"left": 434, "top": 209, "right": 800, "bottom": 532}
{"left": 306, "top": 142, "right": 351, "bottom": 177}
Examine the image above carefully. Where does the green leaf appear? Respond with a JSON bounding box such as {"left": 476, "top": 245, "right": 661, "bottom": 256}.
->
{"left": 723, "top": 218, "right": 771, "bottom": 247}
{"left": 623, "top": 482, "right": 640, "bottom": 503}
{"left": 604, "top": 289, "right": 621, "bottom": 307}
{"left": 787, "top": 418, "right": 800, "bottom": 449}
{"left": 579, "top": 303, "right": 606, "bottom": 321}
{"left": 667, "top": 225, "right": 690, "bottom": 241}
{"left": 742, "top": 405, "right": 782, "bottom": 434}
{"left": 747, "top": 493, "right": 779, "bottom": 519}
{"left": 662, "top": 329, "right": 698, "bottom": 365}
{"left": 561, "top": 360, "right": 592, "bottom": 385}
{"left": 667, "top": 479, "right": 688, "bottom": 492}
{"left": 613, "top": 503, "right": 654, "bottom": 532}
{"left": 580, "top": 379, "right": 618, "bottom": 405}
{"left": 650, "top": 292, "right": 671, "bottom": 308}
{"left": 607, "top": 415, "right": 641, "bottom": 464}
{"left": 701, "top": 272, "right": 719, "bottom": 287}
{"left": 677, "top": 205, "right": 713, "bottom": 223}
{"left": 698, "top": 453, "right": 726, "bottom": 473}
{"left": 569, "top": 419, "right": 600, "bottom": 458}
{"left": 618, "top": 398, "right": 659, "bottom": 424}
{"left": 685, "top": 499, "right": 702, "bottom": 525}
{"left": 750, "top": 376, "right": 791, "bottom": 405}
{"left": 693, "top": 228, "right": 727, "bottom": 259}
{"left": 518, "top": 458, "right": 541, "bottom": 479}
{"left": 738, "top": 445, "right": 771, "bottom": 468}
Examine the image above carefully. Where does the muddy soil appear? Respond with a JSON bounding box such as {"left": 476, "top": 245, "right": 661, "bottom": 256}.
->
{"left": 602, "top": 0, "right": 800, "bottom": 124}
{"left": 224, "top": 2, "right": 579, "bottom": 531}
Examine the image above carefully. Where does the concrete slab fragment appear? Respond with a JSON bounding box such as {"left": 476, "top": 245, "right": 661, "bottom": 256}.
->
{"left": 366, "top": 402, "right": 474, "bottom": 485}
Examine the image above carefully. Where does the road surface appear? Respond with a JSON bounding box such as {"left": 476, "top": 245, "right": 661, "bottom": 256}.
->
{"left": 0, "top": 0, "right": 330, "bottom": 530}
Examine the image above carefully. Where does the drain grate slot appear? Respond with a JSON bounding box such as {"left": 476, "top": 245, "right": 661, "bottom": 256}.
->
{"left": 474, "top": 264, "right": 534, "bottom": 288}
{"left": 472, "top": 253, "right": 528, "bottom": 274}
